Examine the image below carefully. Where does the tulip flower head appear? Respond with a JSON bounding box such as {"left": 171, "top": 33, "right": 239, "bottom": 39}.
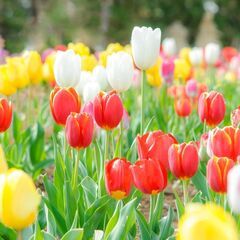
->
{"left": 83, "top": 80, "right": 100, "bottom": 103}
{"left": 207, "top": 156, "right": 235, "bottom": 193}
{"left": 93, "top": 91, "right": 123, "bottom": 130}
{"left": 185, "top": 79, "right": 198, "bottom": 98}
{"left": 207, "top": 126, "right": 240, "bottom": 162}
{"left": 162, "top": 38, "right": 177, "bottom": 58}
{"left": 137, "top": 130, "right": 178, "bottom": 170}
{"left": 65, "top": 112, "right": 94, "bottom": 149}
{"left": 174, "top": 97, "right": 192, "bottom": 117}
{"left": 205, "top": 43, "right": 220, "bottom": 65}
{"left": 177, "top": 203, "right": 238, "bottom": 240}
{"left": 227, "top": 165, "right": 240, "bottom": 214}
{"left": 161, "top": 58, "right": 174, "bottom": 85}
{"left": 50, "top": 87, "right": 81, "bottom": 125}
{"left": 131, "top": 26, "right": 161, "bottom": 70}
{"left": 189, "top": 47, "right": 203, "bottom": 66}
{"left": 0, "top": 98, "right": 12, "bottom": 133}
{"left": 105, "top": 158, "right": 132, "bottom": 200}
{"left": 231, "top": 106, "right": 240, "bottom": 128}
{"left": 54, "top": 49, "right": 81, "bottom": 87}
{"left": 130, "top": 158, "right": 167, "bottom": 194}
{"left": 93, "top": 65, "right": 109, "bottom": 90}
{"left": 168, "top": 142, "right": 199, "bottom": 179}
{"left": 106, "top": 51, "right": 134, "bottom": 92}
{"left": 198, "top": 91, "right": 226, "bottom": 127}
{"left": 0, "top": 169, "right": 41, "bottom": 230}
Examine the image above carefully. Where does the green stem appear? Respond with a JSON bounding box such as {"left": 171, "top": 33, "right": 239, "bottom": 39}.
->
{"left": 140, "top": 70, "right": 146, "bottom": 134}
{"left": 149, "top": 194, "right": 157, "bottom": 229}
{"left": 182, "top": 180, "right": 189, "bottom": 206}
{"left": 73, "top": 149, "right": 80, "bottom": 190}
{"left": 104, "top": 131, "right": 110, "bottom": 161}
{"left": 18, "top": 231, "right": 23, "bottom": 240}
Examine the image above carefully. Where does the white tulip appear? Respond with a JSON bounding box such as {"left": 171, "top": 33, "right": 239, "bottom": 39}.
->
{"left": 92, "top": 65, "right": 109, "bottom": 90}
{"left": 83, "top": 81, "right": 100, "bottom": 103}
{"left": 228, "top": 165, "right": 240, "bottom": 213}
{"left": 106, "top": 51, "right": 134, "bottom": 92}
{"left": 131, "top": 26, "right": 161, "bottom": 70}
{"left": 205, "top": 43, "right": 220, "bottom": 65}
{"left": 75, "top": 71, "right": 92, "bottom": 95}
{"left": 162, "top": 38, "right": 176, "bottom": 57}
{"left": 54, "top": 49, "right": 81, "bottom": 87}
{"left": 189, "top": 47, "right": 203, "bottom": 66}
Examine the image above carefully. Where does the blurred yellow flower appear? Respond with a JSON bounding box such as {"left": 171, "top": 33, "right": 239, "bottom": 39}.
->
{"left": 106, "top": 43, "right": 124, "bottom": 53}
{"left": 99, "top": 51, "right": 108, "bottom": 67}
{"left": 225, "top": 72, "right": 236, "bottom": 82}
{"left": 0, "top": 65, "right": 17, "bottom": 96}
{"left": 0, "top": 145, "right": 7, "bottom": 174}
{"left": 177, "top": 203, "right": 238, "bottom": 240}
{"left": 81, "top": 54, "right": 97, "bottom": 71}
{"left": 68, "top": 42, "right": 90, "bottom": 56}
{"left": 43, "top": 53, "right": 56, "bottom": 84}
{"left": 179, "top": 47, "right": 191, "bottom": 65}
{"left": 146, "top": 57, "right": 162, "bottom": 87}
{"left": 24, "top": 51, "right": 43, "bottom": 84}
{"left": 6, "top": 57, "right": 30, "bottom": 89}
{"left": 0, "top": 169, "right": 41, "bottom": 230}
{"left": 174, "top": 59, "right": 191, "bottom": 81}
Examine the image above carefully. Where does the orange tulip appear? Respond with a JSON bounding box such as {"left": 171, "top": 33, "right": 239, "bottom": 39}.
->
{"left": 168, "top": 142, "right": 199, "bottom": 179}
{"left": 174, "top": 97, "right": 192, "bottom": 117}
{"left": 207, "top": 126, "right": 240, "bottom": 162}
{"left": 198, "top": 91, "right": 226, "bottom": 127}
{"left": 0, "top": 98, "right": 12, "bottom": 133}
{"left": 93, "top": 91, "right": 123, "bottom": 130}
{"left": 105, "top": 158, "right": 132, "bottom": 200}
{"left": 65, "top": 112, "right": 94, "bottom": 149}
{"left": 207, "top": 156, "right": 235, "bottom": 193}
{"left": 130, "top": 158, "right": 167, "bottom": 194}
{"left": 49, "top": 87, "right": 81, "bottom": 125}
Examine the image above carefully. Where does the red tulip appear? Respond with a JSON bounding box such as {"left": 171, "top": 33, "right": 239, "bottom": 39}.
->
{"left": 65, "top": 112, "right": 94, "bottom": 149}
{"left": 231, "top": 106, "right": 240, "bottom": 128}
{"left": 130, "top": 158, "right": 167, "bottom": 194}
{"left": 207, "top": 156, "right": 235, "bottom": 193}
{"left": 222, "top": 47, "right": 238, "bottom": 62}
{"left": 93, "top": 91, "right": 123, "bottom": 130}
{"left": 168, "top": 142, "right": 199, "bottom": 179}
{"left": 174, "top": 97, "right": 192, "bottom": 117}
{"left": 137, "top": 130, "right": 178, "bottom": 170}
{"left": 0, "top": 98, "right": 12, "bottom": 133}
{"left": 105, "top": 158, "right": 132, "bottom": 200}
{"left": 207, "top": 126, "right": 240, "bottom": 162}
{"left": 198, "top": 91, "right": 226, "bottom": 127}
{"left": 49, "top": 87, "right": 81, "bottom": 125}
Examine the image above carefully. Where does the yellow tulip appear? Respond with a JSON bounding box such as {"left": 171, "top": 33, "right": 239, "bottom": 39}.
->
{"left": 24, "top": 51, "right": 43, "bottom": 84}
{"left": 99, "top": 51, "right": 108, "bottom": 67}
{"left": 0, "top": 65, "right": 17, "bottom": 96}
{"left": 106, "top": 43, "right": 124, "bottom": 54}
{"left": 146, "top": 57, "right": 163, "bottom": 87}
{"left": 0, "top": 169, "right": 40, "bottom": 230}
{"left": 6, "top": 57, "right": 30, "bottom": 89}
{"left": 0, "top": 145, "right": 7, "bottom": 174}
{"left": 177, "top": 203, "right": 238, "bottom": 240}
{"left": 81, "top": 54, "right": 97, "bottom": 71}
{"left": 174, "top": 59, "right": 191, "bottom": 81}
{"left": 43, "top": 53, "right": 56, "bottom": 84}
{"left": 68, "top": 42, "right": 90, "bottom": 56}
{"left": 179, "top": 47, "right": 191, "bottom": 65}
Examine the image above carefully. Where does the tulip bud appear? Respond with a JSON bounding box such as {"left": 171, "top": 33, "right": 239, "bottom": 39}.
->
{"left": 205, "top": 43, "right": 220, "bottom": 65}
{"left": 207, "top": 126, "right": 240, "bottom": 162}
{"left": 93, "top": 91, "right": 123, "bottom": 130}
{"left": 0, "top": 169, "right": 41, "bottom": 230}
{"left": 174, "top": 97, "right": 192, "bottom": 117}
{"left": 162, "top": 38, "right": 177, "bottom": 57}
{"left": 231, "top": 106, "right": 240, "bottom": 128}
{"left": 105, "top": 158, "right": 132, "bottom": 200}
{"left": 54, "top": 49, "right": 81, "bottom": 87}
{"left": 137, "top": 130, "right": 178, "bottom": 170}
{"left": 168, "top": 142, "right": 199, "bottom": 179}
{"left": 207, "top": 156, "right": 235, "bottom": 193}
{"left": 161, "top": 59, "right": 174, "bottom": 85}
{"left": 49, "top": 87, "right": 81, "bottom": 125}
{"left": 106, "top": 51, "right": 134, "bottom": 92}
{"left": 65, "top": 112, "right": 94, "bottom": 149}
{"left": 227, "top": 165, "right": 240, "bottom": 214}
{"left": 131, "top": 26, "right": 161, "bottom": 70}
{"left": 83, "top": 81, "right": 100, "bottom": 103}
{"left": 198, "top": 91, "right": 226, "bottom": 127}
{"left": 198, "top": 133, "right": 209, "bottom": 161}
{"left": 0, "top": 98, "right": 12, "bottom": 133}
{"left": 177, "top": 203, "right": 238, "bottom": 240}
{"left": 189, "top": 47, "right": 203, "bottom": 66}
{"left": 92, "top": 65, "right": 109, "bottom": 90}
{"left": 130, "top": 158, "right": 167, "bottom": 194}
{"left": 185, "top": 79, "right": 198, "bottom": 98}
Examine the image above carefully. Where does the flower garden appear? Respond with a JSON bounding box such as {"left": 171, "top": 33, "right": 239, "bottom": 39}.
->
{"left": 0, "top": 26, "right": 239, "bottom": 240}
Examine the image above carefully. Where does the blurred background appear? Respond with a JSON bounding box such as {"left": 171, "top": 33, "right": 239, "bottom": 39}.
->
{"left": 0, "top": 0, "right": 240, "bottom": 52}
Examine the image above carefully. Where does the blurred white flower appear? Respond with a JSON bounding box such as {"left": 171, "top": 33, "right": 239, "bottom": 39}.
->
{"left": 92, "top": 65, "right": 109, "bottom": 90}
{"left": 83, "top": 81, "right": 100, "bottom": 103}
{"left": 189, "top": 47, "right": 203, "bottom": 66}
{"left": 162, "top": 38, "right": 176, "bottom": 57}
{"left": 75, "top": 71, "right": 92, "bottom": 95}
{"left": 205, "top": 43, "right": 220, "bottom": 65}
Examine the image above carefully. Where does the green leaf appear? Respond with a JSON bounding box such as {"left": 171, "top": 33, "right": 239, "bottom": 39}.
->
{"left": 159, "top": 207, "right": 174, "bottom": 240}
{"left": 61, "top": 229, "right": 83, "bottom": 240}
{"left": 136, "top": 210, "right": 151, "bottom": 240}
{"left": 12, "top": 112, "right": 22, "bottom": 143}
{"left": 174, "top": 191, "right": 185, "bottom": 219}
{"left": 0, "top": 222, "right": 17, "bottom": 240}
{"left": 42, "top": 231, "right": 56, "bottom": 240}
{"left": 81, "top": 176, "right": 98, "bottom": 207}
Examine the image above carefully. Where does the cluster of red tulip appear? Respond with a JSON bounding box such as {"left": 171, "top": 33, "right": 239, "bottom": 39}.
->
{"left": 0, "top": 98, "right": 12, "bottom": 133}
